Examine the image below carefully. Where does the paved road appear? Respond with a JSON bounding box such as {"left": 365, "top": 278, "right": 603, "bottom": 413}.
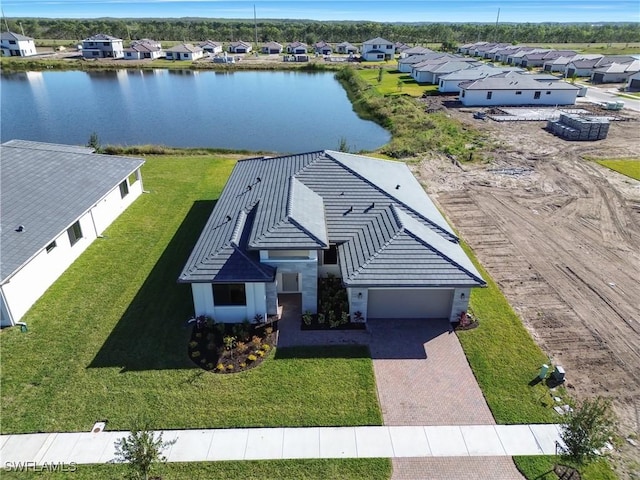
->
{"left": 576, "top": 83, "right": 640, "bottom": 112}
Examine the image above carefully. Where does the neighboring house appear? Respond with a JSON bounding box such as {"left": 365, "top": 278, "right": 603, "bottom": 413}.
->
{"left": 492, "top": 46, "right": 526, "bottom": 63}
{"left": 361, "top": 37, "right": 394, "bottom": 61}
{"left": 165, "top": 44, "right": 204, "bottom": 61}
{"left": 591, "top": 60, "right": 640, "bottom": 84}
{"left": 458, "top": 72, "right": 580, "bottom": 106}
{"left": 314, "top": 41, "right": 333, "bottom": 55}
{"left": 412, "top": 60, "right": 480, "bottom": 84}
{"left": 394, "top": 42, "right": 411, "bottom": 53}
{"left": 228, "top": 41, "right": 252, "bottom": 54}
{"left": 476, "top": 43, "right": 511, "bottom": 59}
{"left": 261, "top": 41, "right": 283, "bottom": 54}
{"left": 1, "top": 31, "right": 37, "bottom": 57}
{"left": 336, "top": 42, "right": 358, "bottom": 54}
{"left": 81, "top": 34, "right": 124, "bottom": 59}
{"left": 521, "top": 50, "right": 578, "bottom": 68}
{"left": 199, "top": 40, "right": 223, "bottom": 55}
{"left": 0, "top": 140, "right": 144, "bottom": 327}
{"left": 397, "top": 52, "right": 453, "bottom": 73}
{"left": 458, "top": 41, "right": 488, "bottom": 55}
{"left": 179, "top": 151, "right": 485, "bottom": 324}
{"left": 287, "top": 42, "right": 308, "bottom": 54}
{"left": 543, "top": 55, "right": 579, "bottom": 73}
{"left": 563, "top": 55, "right": 637, "bottom": 78}
{"left": 626, "top": 70, "right": 640, "bottom": 91}
{"left": 399, "top": 46, "right": 433, "bottom": 58}
{"left": 438, "top": 65, "right": 524, "bottom": 93}
{"left": 124, "top": 39, "right": 163, "bottom": 60}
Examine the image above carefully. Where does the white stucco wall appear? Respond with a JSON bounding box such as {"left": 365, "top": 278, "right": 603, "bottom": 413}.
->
{"left": 190, "top": 282, "right": 267, "bottom": 323}
{"left": 0, "top": 171, "right": 143, "bottom": 327}
{"left": 460, "top": 88, "right": 577, "bottom": 106}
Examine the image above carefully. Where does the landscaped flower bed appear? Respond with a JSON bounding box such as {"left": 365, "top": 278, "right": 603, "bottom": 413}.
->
{"left": 300, "top": 275, "right": 366, "bottom": 330}
{"left": 187, "top": 316, "right": 277, "bottom": 373}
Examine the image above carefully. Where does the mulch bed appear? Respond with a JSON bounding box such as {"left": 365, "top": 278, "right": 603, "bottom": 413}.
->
{"left": 187, "top": 319, "right": 278, "bottom": 373}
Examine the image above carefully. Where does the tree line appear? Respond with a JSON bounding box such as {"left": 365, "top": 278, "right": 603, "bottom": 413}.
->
{"left": 6, "top": 18, "right": 640, "bottom": 45}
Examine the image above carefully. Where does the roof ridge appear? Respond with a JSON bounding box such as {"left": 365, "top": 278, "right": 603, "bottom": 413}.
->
{"left": 350, "top": 208, "right": 402, "bottom": 278}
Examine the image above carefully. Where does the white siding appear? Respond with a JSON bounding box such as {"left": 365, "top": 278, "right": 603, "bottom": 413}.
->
{"left": 460, "top": 88, "right": 577, "bottom": 106}
{"left": 191, "top": 282, "right": 267, "bottom": 323}
{"left": 0, "top": 171, "right": 143, "bottom": 327}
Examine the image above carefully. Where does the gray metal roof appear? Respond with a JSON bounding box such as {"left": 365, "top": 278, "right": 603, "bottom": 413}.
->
{"left": 1, "top": 31, "right": 33, "bottom": 41}
{"left": 0, "top": 141, "right": 144, "bottom": 283}
{"left": 180, "top": 151, "right": 483, "bottom": 288}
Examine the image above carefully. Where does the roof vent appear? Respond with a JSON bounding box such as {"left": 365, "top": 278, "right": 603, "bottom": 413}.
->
{"left": 225, "top": 215, "right": 232, "bottom": 222}
{"left": 247, "top": 185, "right": 252, "bottom": 191}
{"left": 256, "top": 177, "right": 261, "bottom": 182}
{"left": 395, "top": 184, "right": 400, "bottom": 190}
{"left": 15, "top": 225, "right": 25, "bottom": 232}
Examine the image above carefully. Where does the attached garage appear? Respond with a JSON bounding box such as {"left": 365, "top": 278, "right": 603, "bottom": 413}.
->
{"left": 367, "top": 288, "right": 454, "bottom": 319}
{"left": 629, "top": 79, "right": 640, "bottom": 91}
{"left": 592, "top": 73, "right": 605, "bottom": 84}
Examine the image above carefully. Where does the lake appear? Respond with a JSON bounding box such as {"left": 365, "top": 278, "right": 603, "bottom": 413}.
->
{"left": 0, "top": 69, "right": 390, "bottom": 153}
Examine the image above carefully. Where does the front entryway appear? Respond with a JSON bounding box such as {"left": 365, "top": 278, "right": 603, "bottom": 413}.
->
{"left": 281, "top": 272, "right": 299, "bottom": 292}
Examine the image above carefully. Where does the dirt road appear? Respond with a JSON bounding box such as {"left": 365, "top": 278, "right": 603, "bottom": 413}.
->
{"left": 417, "top": 110, "right": 640, "bottom": 477}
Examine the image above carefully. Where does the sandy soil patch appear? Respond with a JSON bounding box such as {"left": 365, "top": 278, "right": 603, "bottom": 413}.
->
{"left": 416, "top": 102, "right": 640, "bottom": 478}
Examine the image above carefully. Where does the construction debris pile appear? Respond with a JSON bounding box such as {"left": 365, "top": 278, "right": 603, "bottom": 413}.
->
{"left": 546, "top": 114, "right": 610, "bottom": 141}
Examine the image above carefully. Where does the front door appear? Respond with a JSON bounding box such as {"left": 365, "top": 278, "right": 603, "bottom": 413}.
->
{"left": 281, "top": 273, "right": 299, "bottom": 292}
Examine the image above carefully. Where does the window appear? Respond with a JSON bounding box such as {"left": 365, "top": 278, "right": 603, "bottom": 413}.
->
{"left": 486, "top": 91, "right": 493, "bottom": 100}
{"left": 212, "top": 284, "right": 246, "bottom": 306}
{"left": 128, "top": 172, "right": 138, "bottom": 185}
{"left": 534, "top": 91, "right": 541, "bottom": 99}
{"left": 119, "top": 180, "right": 129, "bottom": 198}
{"left": 9, "top": 40, "right": 16, "bottom": 45}
{"left": 323, "top": 245, "right": 338, "bottom": 265}
{"left": 67, "top": 221, "right": 83, "bottom": 246}
{"left": 461, "top": 90, "right": 465, "bottom": 98}
{"left": 515, "top": 91, "right": 522, "bottom": 95}
{"left": 46, "top": 241, "right": 57, "bottom": 253}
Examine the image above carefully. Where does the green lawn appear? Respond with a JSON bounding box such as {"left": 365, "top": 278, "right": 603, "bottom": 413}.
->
{"left": 0, "top": 155, "right": 381, "bottom": 434}
{"left": 1, "top": 458, "right": 392, "bottom": 480}
{"left": 595, "top": 158, "right": 640, "bottom": 180}
{"left": 355, "top": 68, "right": 438, "bottom": 97}
{"left": 514, "top": 456, "right": 617, "bottom": 480}
{"left": 457, "top": 242, "right": 562, "bottom": 424}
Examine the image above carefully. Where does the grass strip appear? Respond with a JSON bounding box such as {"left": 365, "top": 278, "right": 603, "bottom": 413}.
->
{"left": 595, "top": 158, "right": 640, "bottom": 180}
{"left": 514, "top": 456, "right": 617, "bottom": 480}
{"left": 0, "top": 458, "right": 392, "bottom": 480}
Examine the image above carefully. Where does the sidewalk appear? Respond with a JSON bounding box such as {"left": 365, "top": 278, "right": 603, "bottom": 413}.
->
{"left": 0, "top": 424, "right": 564, "bottom": 465}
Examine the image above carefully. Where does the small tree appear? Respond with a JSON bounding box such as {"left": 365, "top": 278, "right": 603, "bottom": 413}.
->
{"left": 377, "top": 66, "right": 384, "bottom": 83}
{"left": 114, "top": 417, "right": 175, "bottom": 480}
{"left": 87, "top": 131, "right": 101, "bottom": 152}
{"left": 337, "top": 136, "right": 350, "bottom": 152}
{"left": 560, "top": 397, "right": 617, "bottom": 464}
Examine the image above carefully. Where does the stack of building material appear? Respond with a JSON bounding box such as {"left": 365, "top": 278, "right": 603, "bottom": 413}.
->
{"left": 546, "top": 114, "right": 610, "bottom": 141}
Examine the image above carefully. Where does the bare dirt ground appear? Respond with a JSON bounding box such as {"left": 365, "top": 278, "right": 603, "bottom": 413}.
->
{"left": 415, "top": 104, "right": 640, "bottom": 478}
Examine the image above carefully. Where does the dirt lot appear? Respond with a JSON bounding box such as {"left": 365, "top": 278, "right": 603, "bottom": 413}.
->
{"left": 416, "top": 105, "right": 640, "bottom": 477}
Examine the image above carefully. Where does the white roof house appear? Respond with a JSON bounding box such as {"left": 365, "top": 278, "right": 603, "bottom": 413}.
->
{"left": 165, "top": 44, "right": 204, "bottom": 61}
{"left": 0, "top": 140, "right": 144, "bottom": 327}
{"left": 81, "top": 34, "right": 124, "bottom": 59}
{"left": 458, "top": 72, "right": 580, "bottom": 107}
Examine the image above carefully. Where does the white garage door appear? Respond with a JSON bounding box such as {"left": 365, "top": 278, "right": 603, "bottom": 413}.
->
{"left": 367, "top": 289, "right": 453, "bottom": 319}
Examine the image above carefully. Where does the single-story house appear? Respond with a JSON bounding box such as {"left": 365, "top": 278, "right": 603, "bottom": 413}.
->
{"left": 124, "top": 39, "right": 163, "bottom": 60}
{"left": 438, "top": 66, "right": 523, "bottom": 93}
{"left": 179, "top": 151, "right": 485, "bottom": 324}
{"left": 0, "top": 140, "right": 144, "bottom": 327}
{"left": 81, "top": 33, "right": 124, "bottom": 59}
{"left": 458, "top": 72, "right": 580, "bottom": 106}
{"left": 1, "top": 31, "right": 37, "bottom": 57}
{"left": 521, "top": 50, "right": 576, "bottom": 68}
{"left": 412, "top": 60, "right": 480, "bottom": 84}
{"left": 394, "top": 42, "right": 411, "bottom": 53}
{"left": 286, "top": 42, "right": 308, "bottom": 54}
{"left": 199, "top": 40, "right": 223, "bottom": 55}
{"left": 477, "top": 43, "right": 511, "bottom": 59}
{"left": 626, "top": 70, "right": 640, "bottom": 91}
{"left": 399, "top": 46, "right": 433, "bottom": 59}
{"left": 591, "top": 60, "right": 640, "bottom": 84}
{"left": 491, "top": 46, "right": 527, "bottom": 63}
{"left": 397, "top": 53, "right": 455, "bottom": 73}
{"left": 165, "top": 44, "right": 204, "bottom": 61}
{"left": 336, "top": 42, "right": 358, "bottom": 54}
{"left": 261, "top": 41, "right": 283, "bottom": 54}
{"left": 314, "top": 41, "right": 333, "bottom": 55}
{"left": 361, "top": 37, "right": 394, "bottom": 61}
{"left": 564, "top": 55, "right": 636, "bottom": 78}
{"left": 228, "top": 41, "right": 252, "bottom": 54}
{"left": 458, "top": 42, "right": 488, "bottom": 55}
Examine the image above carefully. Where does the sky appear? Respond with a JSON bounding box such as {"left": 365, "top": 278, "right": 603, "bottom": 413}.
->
{"left": 2, "top": 0, "right": 639, "bottom": 23}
